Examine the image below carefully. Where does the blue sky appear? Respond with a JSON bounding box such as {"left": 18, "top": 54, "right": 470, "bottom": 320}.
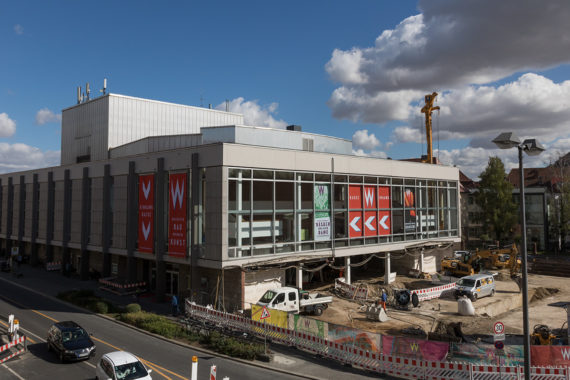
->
{"left": 2, "top": 1, "right": 570, "bottom": 178}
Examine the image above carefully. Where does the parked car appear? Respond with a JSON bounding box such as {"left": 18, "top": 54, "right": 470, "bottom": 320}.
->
{"left": 96, "top": 351, "right": 152, "bottom": 380}
{"left": 454, "top": 273, "right": 496, "bottom": 301}
{"left": 0, "top": 258, "right": 10, "bottom": 272}
{"left": 46, "top": 321, "right": 96, "bottom": 362}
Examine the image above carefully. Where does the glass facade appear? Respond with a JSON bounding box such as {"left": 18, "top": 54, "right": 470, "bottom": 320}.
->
{"left": 227, "top": 168, "right": 459, "bottom": 258}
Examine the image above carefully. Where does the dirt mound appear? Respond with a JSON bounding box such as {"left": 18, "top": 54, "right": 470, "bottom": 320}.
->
{"left": 495, "top": 272, "right": 512, "bottom": 281}
{"left": 531, "top": 287, "right": 559, "bottom": 302}
{"left": 428, "top": 321, "right": 464, "bottom": 343}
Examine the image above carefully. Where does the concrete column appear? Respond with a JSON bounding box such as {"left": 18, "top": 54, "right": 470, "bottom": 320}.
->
{"left": 296, "top": 266, "right": 303, "bottom": 289}
{"left": 155, "top": 157, "right": 166, "bottom": 302}
{"left": 46, "top": 172, "right": 54, "bottom": 263}
{"left": 80, "top": 167, "right": 91, "bottom": 281}
{"left": 6, "top": 177, "right": 13, "bottom": 256}
{"left": 384, "top": 252, "right": 392, "bottom": 284}
{"left": 17, "top": 175, "right": 25, "bottom": 255}
{"left": 126, "top": 161, "right": 137, "bottom": 282}
{"left": 345, "top": 257, "right": 351, "bottom": 284}
{"left": 190, "top": 153, "right": 200, "bottom": 298}
{"left": 0, "top": 179, "right": 3, "bottom": 255}
{"left": 31, "top": 174, "right": 39, "bottom": 266}
{"left": 419, "top": 248, "right": 425, "bottom": 273}
{"left": 101, "top": 165, "right": 112, "bottom": 277}
{"left": 62, "top": 169, "right": 71, "bottom": 275}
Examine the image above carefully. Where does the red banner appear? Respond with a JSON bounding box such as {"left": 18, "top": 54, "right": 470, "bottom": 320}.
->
{"left": 364, "top": 211, "right": 377, "bottom": 236}
{"left": 382, "top": 335, "right": 449, "bottom": 362}
{"left": 348, "top": 185, "right": 362, "bottom": 209}
{"left": 363, "top": 186, "right": 376, "bottom": 209}
{"left": 138, "top": 174, "right": 154, "bottom": 253}
{"left": 378, "top": 186, "right": 390, "bottom": 209}
{"left": 531, "top": 346, "right": 570, "bottom": 367}
{"left": 349, "top": 211, "right": 362, "bottom": 238}
{"left": 378, "top": 210, "right": 391, "bottom": 235}
{"left": 168, "top": 173, "right": 187, "bottom": 257}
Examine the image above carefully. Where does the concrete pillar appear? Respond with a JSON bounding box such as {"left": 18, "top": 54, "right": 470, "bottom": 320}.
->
{"left": 345, "top": 257, "right": 351, "bottom": 284}
{"left": 155, "top": 157, "right": 166, "bottom": 302}
{"left": 46, "top": 172, "right": 54, "bottom": 263}
{"left": 191, "top": 153, "right": 200, "bottom": 299}
{"left": 296, "top": 266, "right": 303, "bottom": 289}
{"left": 62, "top": 169, "right": 71, "bottom": 275}
{"left": 384, "top": 252, "right": 392, "bottom": 284}
{"left": 17, "top": 175, "right": 25, "bottom": 255}
{"left": 419, "top": 248, "right": 425, "bottom": 273}
{"left": 6, "top": 177, "right": 13, "bottom": 256}
{"left": 80, "top": 167, "right": 91, "bottom": 281}
{"left": 126, "top": 161, "right": 137, "bottom": 282}
{"left": 31, "top": 174, "right": 39, "bottom": 266}
{"left": 101, "top": 164, "right": 112, "bottom": 277}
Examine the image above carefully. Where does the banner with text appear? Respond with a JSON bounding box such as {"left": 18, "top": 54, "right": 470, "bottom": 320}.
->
{"left": 168, "top": 173, "right": 187, "bottom": 257}
{"left": 531, "top": 346, "right": 570, "bottom": 367}
{"left": 383, "top": 335, "right": 448, "bottom": 361}
{"left": 138, "top": 174, "right": 154, "bottom": 253}
{"left": 314, "top": 184, "right": 331, "bottom": 241}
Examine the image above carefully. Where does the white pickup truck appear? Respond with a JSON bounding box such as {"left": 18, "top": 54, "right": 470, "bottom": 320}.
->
{"left": 257, "top": 287, "right": 333, "bottom": 316}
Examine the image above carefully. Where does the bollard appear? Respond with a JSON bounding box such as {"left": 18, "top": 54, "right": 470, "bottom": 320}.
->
{"left": 210, "top": 364, "right": 217, "bottom": 380}
{"left": 191, "top": 356, "right": 198, "bottom": 380}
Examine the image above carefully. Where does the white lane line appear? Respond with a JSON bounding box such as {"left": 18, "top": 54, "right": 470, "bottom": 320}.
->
{"left": 1, "top": 363, "right": 26, "bottom": 380}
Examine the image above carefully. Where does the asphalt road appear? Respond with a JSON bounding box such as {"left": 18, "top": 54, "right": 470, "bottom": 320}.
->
{"left": 0, "top": 280, "right": 302, "bottom": 380}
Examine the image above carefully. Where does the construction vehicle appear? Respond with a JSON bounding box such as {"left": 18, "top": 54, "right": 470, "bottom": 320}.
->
{"left": 441, "top": 245, "right": 521, "bottom": 277}
{"left": 441, "top": 251, "right": 484, "bottom": 277}
{"left": 531, "top": 324, "right": 558, "bottom": 345}
{"left": 257, "top": 287, "right": 333, "bottom": 316}
{"left": 421, "top": 92, "right": 440, "bottom": 164}
{"left": 476, "top": 245, "right": 519, "bottom": 270}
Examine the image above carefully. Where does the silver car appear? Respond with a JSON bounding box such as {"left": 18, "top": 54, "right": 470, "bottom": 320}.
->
{"left": 454, "top": 273, "right": 496, "bottom": 301}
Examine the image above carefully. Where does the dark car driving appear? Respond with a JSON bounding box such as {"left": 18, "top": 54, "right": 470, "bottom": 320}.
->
{"left": 47, "top": 321, "right": 96, "bottom": 362}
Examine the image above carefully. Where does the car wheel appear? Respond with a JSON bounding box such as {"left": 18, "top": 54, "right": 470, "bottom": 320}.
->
{"left": 314, "top": 307, "right": 323, "bottom": 316}
{"left": 59, "top": 350, "right": 65, "bottom": 363}
{"left": 491, "top": 289, "right": 495, "bottom": 297}
{"left": 46, "top": 342, "right": 51, "bottom": 352}
{"left": 470, "top": 293, "right": 478, "bottom": 302}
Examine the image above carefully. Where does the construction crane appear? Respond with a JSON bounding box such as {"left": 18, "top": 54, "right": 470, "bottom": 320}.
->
{"left": 421, "top": 92, "right": 440, "bottom": 164}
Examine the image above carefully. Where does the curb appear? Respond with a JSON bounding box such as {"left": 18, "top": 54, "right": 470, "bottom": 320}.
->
{"left": 0, "top": 274, "right": 325, "bottom": 380}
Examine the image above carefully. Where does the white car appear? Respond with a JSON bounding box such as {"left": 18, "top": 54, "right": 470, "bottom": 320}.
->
{"left": 96, "top": 351, "right": 152, "bottom": 380}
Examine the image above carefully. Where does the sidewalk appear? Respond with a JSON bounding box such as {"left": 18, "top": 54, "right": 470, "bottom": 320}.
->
{"left": 0, "top": 264, "right": 381, "bottom": 380}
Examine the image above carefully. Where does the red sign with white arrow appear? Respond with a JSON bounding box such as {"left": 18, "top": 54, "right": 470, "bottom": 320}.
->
{"left": 378, "top": 211, "right": 391, "bottom": 235}
{"left": 138, "top": 174, "right": 154, "bottom": 253}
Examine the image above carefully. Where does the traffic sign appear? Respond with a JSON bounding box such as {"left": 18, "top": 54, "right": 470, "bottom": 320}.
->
{"left": 494, "top": 340, "right": 504, "bottom": 350}
{"left": 260, "top": 306, "right": 271, "bottom": 320}
{"left": 493, "top": 321, "right": 505, "bottom": 342}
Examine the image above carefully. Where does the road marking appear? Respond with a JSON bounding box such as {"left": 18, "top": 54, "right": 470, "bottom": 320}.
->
{"left": 0, "top": 291, "right": 188, "bottom": 380}
{"left": 140, "top": 358, "right": 173, "bottom": 380}
{"left": 0, "top": 319, "right": 38, "bottom": 343}
{"left": 1, "top": 363, "right": 25, "bottom": 380}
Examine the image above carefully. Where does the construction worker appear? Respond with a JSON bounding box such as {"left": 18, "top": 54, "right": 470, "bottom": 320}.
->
{"left": 378, "top": 289, "right": 388, "bottom": 312}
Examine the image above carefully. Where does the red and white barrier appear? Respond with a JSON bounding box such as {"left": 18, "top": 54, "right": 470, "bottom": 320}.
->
{"left": 45, "top": 261, "right": 61, "bottom": 271}
{"left": 185, "top": 300, "right": 569, "bottom": 380}
{"left": 99, "top": 277, "right": 146, "bottom": 289}
{"left": 0, "top": 335, "right": 26, "bottom": 364}
{"left": 411, "top": 282, "right": 456, "bottom": 301}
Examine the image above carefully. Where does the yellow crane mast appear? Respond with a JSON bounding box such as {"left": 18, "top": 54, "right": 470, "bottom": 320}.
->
{"left": 421, "top": 92, "right": 440, "bottom": 164}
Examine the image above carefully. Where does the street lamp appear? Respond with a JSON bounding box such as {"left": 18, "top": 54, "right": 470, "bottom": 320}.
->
{"left": 493, "top": 132, "right": 545, "bottom": 380}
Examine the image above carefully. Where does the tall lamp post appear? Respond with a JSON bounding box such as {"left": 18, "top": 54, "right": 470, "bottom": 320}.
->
{"left": 493, "top": 132, "right": 544, "bottom": 380}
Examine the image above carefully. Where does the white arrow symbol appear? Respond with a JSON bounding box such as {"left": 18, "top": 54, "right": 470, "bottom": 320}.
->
{"left": 379, "top": 215, "right": 389, "bottom": 230}
{"left": 365, "top": 215, "right": 376, "bottom": 231}
{"left": 142, "top": 222, "right": 151, "bottom": 240}
{"left": 349, "top": 216, "right": 361, "bottom": 232}
{"left": 142, "top": 180, "right": 151, "bottom": 199}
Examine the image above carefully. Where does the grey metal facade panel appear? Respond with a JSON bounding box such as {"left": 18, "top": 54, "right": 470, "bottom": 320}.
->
{"left": 38, "top": 183, "right": 48, "bottom": 238}
{"left": 1, "top": 185, "right": 7, "bottom": 233}
{"left": 111, "top": 175, "right": 127, "bottom": 249}
{"left": 12, "top": 184, "right": 20, "bottom": 236}
{"left": 70, "top": 179, "right": 82, "bottom": 243}
{"left": 24, "top": 184, "right": 33, "bottom": 237}
{"left": 90, "top": 177, "right": 103, "bottom": 245}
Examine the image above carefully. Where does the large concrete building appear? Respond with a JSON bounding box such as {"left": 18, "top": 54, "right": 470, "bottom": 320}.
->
{"left": 0, "top": 93, "right": 460, "bottom": 311}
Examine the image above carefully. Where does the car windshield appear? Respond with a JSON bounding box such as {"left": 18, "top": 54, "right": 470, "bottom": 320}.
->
{"left": 115, "top": 361, "right": 148, "bottom": 380}
{"left": 62, "top": 327, "right": 88, "bottom": 342}
{"left": 457, "top": 279, "right": 476, "bottom": 287}
{"left": 259, "top": 290, "right": 276, "bottom": 303}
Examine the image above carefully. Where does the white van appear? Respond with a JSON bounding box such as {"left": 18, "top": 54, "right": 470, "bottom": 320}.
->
{"left": 454, "top": 273, "right": 496, "bottom": 301}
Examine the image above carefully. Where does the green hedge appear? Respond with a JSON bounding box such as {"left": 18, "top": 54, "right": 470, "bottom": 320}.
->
{"left": 57, "top": 290, "right": 115, "bottom": 314}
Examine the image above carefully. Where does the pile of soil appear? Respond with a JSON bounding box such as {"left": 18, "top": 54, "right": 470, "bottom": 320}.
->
{"left": 428, "top": 321, "right": 464, "bottom": 343}
{"left": 531, "top": 287, "right": 559, "bottom": 302}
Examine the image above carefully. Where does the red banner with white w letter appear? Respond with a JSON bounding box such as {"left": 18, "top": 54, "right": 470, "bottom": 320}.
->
{"left": 138, "top": 174, "right": 154, "bottom": 253}
{"left": 168, "top": 173, "right": 187, "bottom": 257}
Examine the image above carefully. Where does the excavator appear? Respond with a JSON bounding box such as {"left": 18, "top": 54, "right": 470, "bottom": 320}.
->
{"left": 441, "top": 245, "right": 521, "bottom": 278}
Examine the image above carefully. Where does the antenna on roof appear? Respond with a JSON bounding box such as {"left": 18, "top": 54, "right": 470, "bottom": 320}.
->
{"left": 100, "top": 78, "right": 107, "bottom": 95}
{"left": 77, "top": 86, "right": 81, "bottom": 104}
{"left": 225, "top": 99, "right": 229, "bottom": 112}
{"left": 86, "top": 83, "right": 90, "bottom": 101}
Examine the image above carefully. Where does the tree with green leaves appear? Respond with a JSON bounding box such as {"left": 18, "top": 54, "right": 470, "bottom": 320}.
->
{"left": 548, "top": 154, "right": 570, "bottom": 253}
{"left": 476, "top": 157, "right": 518, "bottom": 242}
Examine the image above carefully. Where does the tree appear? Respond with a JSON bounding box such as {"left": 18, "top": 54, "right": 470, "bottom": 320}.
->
{"left": 548, "top": 153, "right": 570, "bottom": 253}
{"left": 476, "top": 157, "right": 518, "bottom": 243}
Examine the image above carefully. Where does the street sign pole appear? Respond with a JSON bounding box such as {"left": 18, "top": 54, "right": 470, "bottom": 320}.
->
{"left": 264, "top": 318, "right": 267, "bottom": 355}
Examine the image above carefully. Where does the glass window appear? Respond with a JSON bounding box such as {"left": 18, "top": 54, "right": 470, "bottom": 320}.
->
{"left": 299, "top": 213, "right": 313, "bottom": 241}
{"left": 364, "top": 176, "right": 376, "bottom": 184}
{"left": 315, "top": 173, "right": 330, "bottom": 182}
{"left": 333, "top": 184, "right": 346, "bottom": 209}
{"left": 334, "top": 211, "right": 347, "bottom": 238}
{"left": 275, "top": 171, "right": 294, "bottom": 180}
{"left": 392, "top": 186, "right": 403, "bottom": 208}
{"left": 439, "top": 188, "right": 448, "bottom": 208}
{"left": 392, "top": 178, "right": 403, "bottom": 185}
{"left": 253, "top": 170, "right": 273, "bottom": 179}
{"left": 275, "top": 213, "right": 295, "bottom": 243}
{"left": 275, "top": 182, "right": 294, "bottom": 210}
{"left": 334, "top": 174, "right": 347, "bottom": 183}
{"left": 349, "top": 175, "right": 362, "bottom": 183}
{"left": 252, "top": 214, "right": 273, "bottom": 245}
{"left": 298, "top": 172, "right": 313, "bottom": 181}
{"left": 299, "top": 183, "right": 312, "bottom": 210}
{"left": 288, "top": 292, "right": 296, "bottom": 301}
{"left": 253, "top": 181, "right": 272, "bottom": 210}
{"left": 393, "top": 210, "right": 404, "bottom": 234}
{"left": 427, "top": 187, "right": 436, "bottom": 208}
{"left": 449, "top": 188, "right": 457, "bottom": 208}
{"left": 229, "top": 168, "right": 251, "bottom": 178}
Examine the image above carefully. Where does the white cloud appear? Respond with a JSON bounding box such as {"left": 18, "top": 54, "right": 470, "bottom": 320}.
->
{"left": 392, "top": 126, "right": 422, "bottom": 144}
{"left": 14, "top": 24, "right": 23, "bottom": 35}
{"left": 0, "top": 143, "right": 60, "bottom": 174}
{"left": 352, "top": 129, "right": 380, "bottom": 150}
{"left": 0, "top": 113, "right": 16, "bottom": 137}
{"left": 326, "top": 0, "right": 570, "bottom": 125}
{"left": 216, "top": 97, "right": 287, "bottom": 129}
{"left": 352, "top": 148, "right": 388, "bottom": 159}
{"left": 35, "top": 108, "right": 62, "bottom": 125}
